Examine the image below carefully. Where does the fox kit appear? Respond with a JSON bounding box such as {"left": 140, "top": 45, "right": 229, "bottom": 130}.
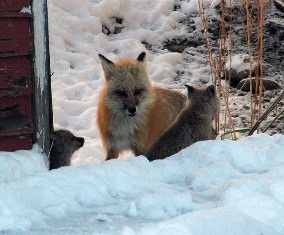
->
{"left": 97, "top": 52, "right": 187, "bottom": 160}
{"left": 49, "top": 129, "right": 85, "bottom": 170}
{"left": 146, "top": 85, "right": 220, "bottom": 161}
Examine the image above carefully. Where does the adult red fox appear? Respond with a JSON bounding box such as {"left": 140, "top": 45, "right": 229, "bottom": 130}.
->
{"left": 97, "top": 52, "right": 187, "bottom": 160}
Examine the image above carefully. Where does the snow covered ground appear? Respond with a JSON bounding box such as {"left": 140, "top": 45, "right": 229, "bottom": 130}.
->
{"left": 0, "top": 0, "right": 283, "bottom": 234}
{"left": 1, "top": 134, "right": 284, "bottom": 234}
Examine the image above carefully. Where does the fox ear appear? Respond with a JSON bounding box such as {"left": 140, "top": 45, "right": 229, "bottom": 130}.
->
{"left": 185, "top": 84, "right": 195, "bottom": 95}
{"left": 98, "top": 54, "right": 115, "bottom": 80}
{"left": 136, "top": 52, "right": 146, "bottom": 62}
{"left": 50, "top": 132, "right": 58, "bottom": 141}
{"left": 207, "top": 85, "right": 216, "bottom": 97}
{"left": 136, "top": 52, "right": 147, "bottom": 68}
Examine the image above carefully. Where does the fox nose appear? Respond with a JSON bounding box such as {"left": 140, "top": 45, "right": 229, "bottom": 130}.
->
{"left": 77, "top": 137, "right": 85, "bottom": 146}
{"left": 128, "top": 108, "right": 136, "bottom": 116}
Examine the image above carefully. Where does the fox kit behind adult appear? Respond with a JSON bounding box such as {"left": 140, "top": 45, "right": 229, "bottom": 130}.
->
{"left": 49, "top": 129, "right": 85, "bottom": 170}
{"left": 97, "top": 52, "right": 187, "bottom": 160}
{"left": 146, "top": 84, "right": 220, "bottom": 161}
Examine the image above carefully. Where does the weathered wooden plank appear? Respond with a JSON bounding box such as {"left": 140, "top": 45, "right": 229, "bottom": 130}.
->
{"left": 0, "top": 0, "right": 31, "bottom": 12}
{"left": 0, "top": 56, "right": 32, "bottom": 96}
{"left": 0, "top": 95, "right": 33, "bottom": 136}
{"left": 0, "top": 12, "right": 31, "bottom": 18}
{"left": 0, "top": 17, "right": 32, "bottom": 57}
{"left": 0, "top": 0, "right": 31, "bottom": 17}
{"left": 0, "top": 134, "right": 32, "bottom": 151}
{"left": 0, "top": 0, "right": 51, "bottom": 153}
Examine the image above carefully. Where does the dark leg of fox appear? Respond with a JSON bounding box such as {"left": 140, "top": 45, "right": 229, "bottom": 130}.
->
{"left": 106, "top": 149, "right": 119, "bottom": 160}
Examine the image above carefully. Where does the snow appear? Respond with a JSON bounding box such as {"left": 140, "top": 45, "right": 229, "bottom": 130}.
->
{"left": 20, "top": 6, "right": 32, "bottom": 14}
{"left": 0, "top": 0, "right": 283, "bottom": 234}
{"left": 225, "top": 54, "right": 258, "bottom": 75}
{"left": 1, "top": 135, "right": 284, "bottom": 234}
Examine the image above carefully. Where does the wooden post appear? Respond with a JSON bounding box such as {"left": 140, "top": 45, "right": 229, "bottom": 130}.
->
{"left": 32, "top": 0, "right": 52, "bottom": 155}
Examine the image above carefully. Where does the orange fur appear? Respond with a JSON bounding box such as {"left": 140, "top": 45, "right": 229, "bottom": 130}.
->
{"left": 97, "top": 52, "right": 187, "bottom": 160}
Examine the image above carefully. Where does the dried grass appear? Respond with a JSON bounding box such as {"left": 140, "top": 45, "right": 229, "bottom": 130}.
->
{"left": 198, "top": 0, "right": 268, "bottom": 139}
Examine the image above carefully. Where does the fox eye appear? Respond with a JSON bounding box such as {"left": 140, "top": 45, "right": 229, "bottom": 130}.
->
{"left": 115, "top": 90, "right": 127, "bottom": 97}
{"left": 134, "top": 89, "right": 144, "bottom": 96}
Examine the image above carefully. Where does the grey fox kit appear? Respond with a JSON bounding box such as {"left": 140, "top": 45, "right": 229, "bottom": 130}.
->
{"left": 146, "top": 84, "right": 220, "bottom": 161}
{"left": 49, "top": 130, "right": 84, "bottom": 170}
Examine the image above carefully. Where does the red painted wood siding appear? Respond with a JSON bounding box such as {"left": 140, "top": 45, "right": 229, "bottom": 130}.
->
{"left": 0, "top": 0, "right": 34, "bottom": 151}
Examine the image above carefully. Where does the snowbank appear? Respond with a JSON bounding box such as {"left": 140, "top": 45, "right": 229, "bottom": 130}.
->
{"left": 0, "top": 134, "right": 283, "bottom": 234}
